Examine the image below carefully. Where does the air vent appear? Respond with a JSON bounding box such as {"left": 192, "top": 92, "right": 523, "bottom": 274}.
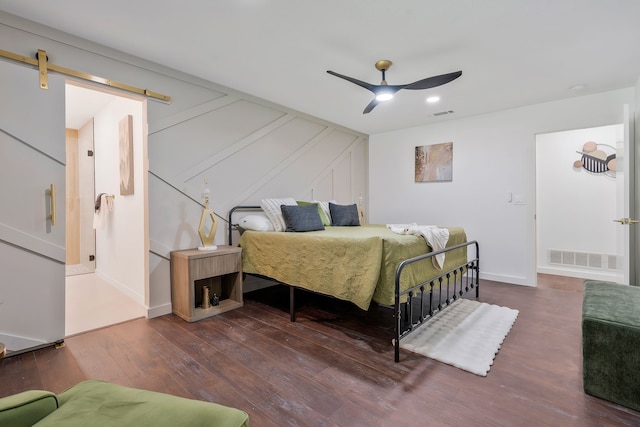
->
{"left": 433, "top": 110, "right": 455, "bottom": 117}
{"left": 548, "top": 249, "right": 615, "bottom": 270}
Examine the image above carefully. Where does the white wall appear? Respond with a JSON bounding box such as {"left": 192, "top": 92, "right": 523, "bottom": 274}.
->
{"left": 93, "top": 97, "right": 147, "bottom": 306}
{"left": 369, "top": 88, "right": 635, "bottom": 286}
{"left": 536, "top": 125, "right": 620, "bottom": 280}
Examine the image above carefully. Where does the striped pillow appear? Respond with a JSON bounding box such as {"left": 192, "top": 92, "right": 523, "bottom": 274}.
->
{"left": 260, "top": 197, "right": 297, "bottom": 232}
{"left": 313, "top": 200, "right": 336, "bottom": 226}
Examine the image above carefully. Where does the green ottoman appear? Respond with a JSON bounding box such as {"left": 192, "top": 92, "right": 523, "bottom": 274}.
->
{"left": 0, "top": 380, "right": 249, "bottom": 427}
{"left": 582, "top": 280, "right": 640, "bottom": 411}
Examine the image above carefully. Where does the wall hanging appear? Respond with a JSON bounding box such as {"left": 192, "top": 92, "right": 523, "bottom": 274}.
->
{"left": 119, "top": 115, "right": 134, "bottom": 195}
{"left": 573, "top": 141, "right": 616, "bottom": 177}
{"left": 415, "top": 142, "right": 453, "bottom": 182}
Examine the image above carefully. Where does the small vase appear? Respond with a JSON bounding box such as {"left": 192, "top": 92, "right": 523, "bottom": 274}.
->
{"left": 202, "top": 286, "right": 211, "bottom": 309}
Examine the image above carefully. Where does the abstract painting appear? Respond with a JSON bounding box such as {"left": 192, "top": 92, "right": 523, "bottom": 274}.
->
{"left": 415, "top": 142, "right": 453, "bottom": 182}
{"left": 119, "top": 115, "right": 134, "bottom": 195}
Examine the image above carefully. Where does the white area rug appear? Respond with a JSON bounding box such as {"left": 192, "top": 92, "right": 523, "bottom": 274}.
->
{"left": 400, "top": 298, "right": 519, "bottom": 376}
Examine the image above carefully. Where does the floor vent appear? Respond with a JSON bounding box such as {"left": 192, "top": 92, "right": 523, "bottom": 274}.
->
{"left": 548, "top": 249, "right": 614, "bottom": 270}
{"left": 433, "top": 110, "right": 454, "bottom": 117}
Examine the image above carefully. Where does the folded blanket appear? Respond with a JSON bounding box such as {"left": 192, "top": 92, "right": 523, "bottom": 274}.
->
{"left": 386, "top": 223, "right": 450, "bottom": 269}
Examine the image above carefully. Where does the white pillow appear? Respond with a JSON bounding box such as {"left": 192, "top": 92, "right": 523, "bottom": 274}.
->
{"left": 239, "top": 214, "right": 274, "bottom": 231}
{"left": 260, "top": 197, "right": 297, "bottom": 232}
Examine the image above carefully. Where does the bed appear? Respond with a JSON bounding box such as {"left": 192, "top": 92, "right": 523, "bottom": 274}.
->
{"left": 228, "top": 204, "right": 479, "bottom": 362}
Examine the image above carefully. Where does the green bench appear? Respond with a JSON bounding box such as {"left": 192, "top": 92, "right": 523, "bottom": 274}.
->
{"left": 582, "top": 280, "right": 640, "bottom": 411}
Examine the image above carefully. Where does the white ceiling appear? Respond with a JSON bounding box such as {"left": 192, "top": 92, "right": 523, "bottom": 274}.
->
{"left": 2, "top": 1, "right": 640, "bottom": 135}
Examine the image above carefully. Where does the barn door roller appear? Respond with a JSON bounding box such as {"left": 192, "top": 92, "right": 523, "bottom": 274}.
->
{"left": 0, "top": 48, "right": 171, "bottom": 102}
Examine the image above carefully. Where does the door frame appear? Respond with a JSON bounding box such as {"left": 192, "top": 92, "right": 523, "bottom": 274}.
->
{"left": 534, "top": 123, "right": 628, "bottom": 283}
{"left": 64, "top": 79, "right": 150, "bottom": 315}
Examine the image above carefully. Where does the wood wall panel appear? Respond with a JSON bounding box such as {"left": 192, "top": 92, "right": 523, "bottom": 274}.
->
{"left": 147, "top": 83, "right": 367, "bottom": 290}
{"left": 149, "top": 100, "right": 286, "bottom": 180}
{"left": 148, "top": 91, "right": 368, "bottom": 261}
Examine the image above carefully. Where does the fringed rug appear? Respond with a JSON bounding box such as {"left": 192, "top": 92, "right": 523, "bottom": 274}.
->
{"left": 400, "top": 298, "right": 518, "bottom": 376}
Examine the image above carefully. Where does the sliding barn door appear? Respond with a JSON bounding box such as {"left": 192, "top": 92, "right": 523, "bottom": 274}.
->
{"left": 0, "top": 60, "right": 66, "bottom": 354}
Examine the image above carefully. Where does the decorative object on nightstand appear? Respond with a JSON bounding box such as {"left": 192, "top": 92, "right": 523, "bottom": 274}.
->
{"left": 198, "top": 178, "right": 219, "bottom": 251}
{"left": 202, "top": 286, "right": 211, "bottom": 309}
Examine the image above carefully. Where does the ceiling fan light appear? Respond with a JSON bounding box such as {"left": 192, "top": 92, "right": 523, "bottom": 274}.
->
{"left": 376, "top": 92, "right": 394, "bottom": 101}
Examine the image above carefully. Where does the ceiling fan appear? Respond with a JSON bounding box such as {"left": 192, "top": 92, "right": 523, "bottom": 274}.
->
{"left": 326, "top": 60, "right": 462, "bottom": 114}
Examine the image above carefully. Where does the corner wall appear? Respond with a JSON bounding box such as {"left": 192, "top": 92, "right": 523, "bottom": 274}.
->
{"left": 369, "top": 88, "right": 635, "bottom": 286}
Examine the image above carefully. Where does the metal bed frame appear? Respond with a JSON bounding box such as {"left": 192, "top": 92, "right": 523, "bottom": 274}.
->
{"left": 393, "top": 241, "right": 479, "bottom": 362}
{"left": 228, "top": 205, "right": 480, "bottom": 362}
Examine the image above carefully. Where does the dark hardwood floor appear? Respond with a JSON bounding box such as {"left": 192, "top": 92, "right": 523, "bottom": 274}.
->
{"left": 2, "top": 276, "right": 639, "bottom": 426}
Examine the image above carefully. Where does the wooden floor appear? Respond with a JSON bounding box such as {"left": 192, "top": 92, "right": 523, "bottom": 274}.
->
{"left": 2, "top": 276, "right": 640, "bottom": 426}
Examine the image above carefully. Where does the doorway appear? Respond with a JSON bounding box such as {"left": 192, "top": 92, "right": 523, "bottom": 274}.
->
{"left": 535, "top": 124, "right": 622, "bottom": 283}
{"left": 64, "top": 82, "right": 147, "bottom": 336}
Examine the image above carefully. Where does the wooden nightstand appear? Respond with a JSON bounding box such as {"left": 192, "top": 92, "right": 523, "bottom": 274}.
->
{"left": 170, "top": 246, "right": 243, "bottom": 322}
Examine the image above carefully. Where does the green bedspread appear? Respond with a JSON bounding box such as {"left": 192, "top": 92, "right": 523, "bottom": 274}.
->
{"left": 239, "top": 224, "right": 468, "bottom": 310}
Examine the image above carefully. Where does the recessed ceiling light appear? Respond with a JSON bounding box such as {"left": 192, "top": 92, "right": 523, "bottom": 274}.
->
{"left": 426, "top": 96, "right": 440, "bottom": 103}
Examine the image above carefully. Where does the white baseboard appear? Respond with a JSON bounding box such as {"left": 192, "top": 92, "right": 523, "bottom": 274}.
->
{"left": 479, "top": 272, "right": 532, "bottom": 286}
{"left": 537, "top": 266, "right": 616, "bottom": 282}
{"left": 147, "top": 303, "right": 172, "bottom": 319}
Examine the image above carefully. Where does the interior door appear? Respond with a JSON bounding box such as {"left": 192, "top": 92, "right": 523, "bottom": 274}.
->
{"left": 615, "top": 105, "right": 636, "bottom": 285}
{"left": 0, "top": 60, "right": 66, "bottom": 354}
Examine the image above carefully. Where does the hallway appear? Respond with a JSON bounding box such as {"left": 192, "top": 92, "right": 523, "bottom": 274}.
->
{"left": 65, "top": 273, "right": 145, "bottom": 337}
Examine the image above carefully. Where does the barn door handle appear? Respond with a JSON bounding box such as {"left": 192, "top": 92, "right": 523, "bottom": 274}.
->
{"left": 48, "top": 184, "right": 56, "bottom": 226}
{"left": 613, "top": 218, "right": 639, "bottom": 225}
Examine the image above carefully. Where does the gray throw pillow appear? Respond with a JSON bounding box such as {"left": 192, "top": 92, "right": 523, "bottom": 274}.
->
{"left": 329, "top": 202, "right": 360, "bottom": 226}
{"left": 281, "top": 203, "right": 325, "bottom": 232}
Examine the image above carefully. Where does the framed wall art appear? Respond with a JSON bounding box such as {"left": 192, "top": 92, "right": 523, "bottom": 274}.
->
{"left": 415, "top": 142, "right": 453, "bottom": 182}
{"left": 119, "top": 114, "right": 134, "bottom": 195}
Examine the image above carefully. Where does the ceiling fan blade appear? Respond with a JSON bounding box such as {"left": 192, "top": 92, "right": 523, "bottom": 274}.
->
{"left": 327, "top": 70, "right": 377, "bottom": 92}
{"left": 403, "top": 71, "right": 463, "bottom": 90}
{"left": 363, "top": 98, "right": 379, "bottom": 114}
